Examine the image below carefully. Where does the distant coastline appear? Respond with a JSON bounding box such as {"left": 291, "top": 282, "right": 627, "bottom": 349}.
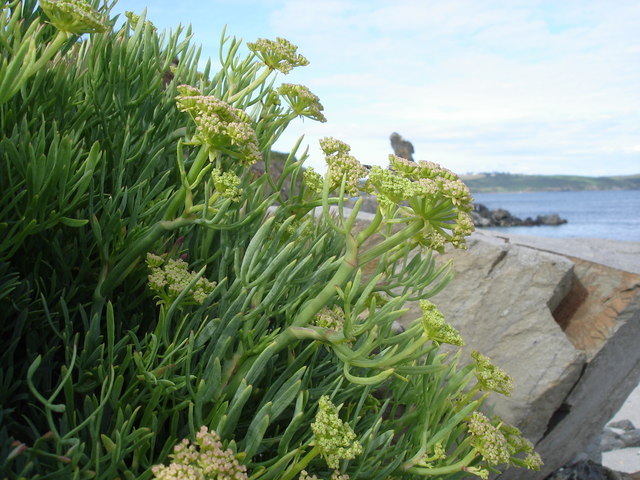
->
{"left": 461, "top": 172, "right": 640, "bottom": 193}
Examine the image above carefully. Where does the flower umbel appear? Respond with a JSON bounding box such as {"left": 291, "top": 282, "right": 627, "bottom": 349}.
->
{"left": 176, "top": 85, "right": 261, "bottom": 165}
{"left": 211, "top": 168, "right": 242, "bottom": 202}
{"left": 278, "top": 83, "right": 326, "bottom": 122}
{"left": 319, "top": 138, "right": 368, "bottom": 197}
{"left": 463, "top": 466, "right": 490, "bottom": 479}
{"left": 298, "top": 471, "right": 350, "bottom": 480}
{"left": 147, "top": 254, "right": 216, "bottom": 305}
{"left": 125, "top": 11, "right": 156, "bottom": 32}
{"left": 420, "top": 300, "right": 464, "bottom": 346}
{"left": 247, "top": 37, "right": 309, "bottom": 74}
{"left": 303, "top": 167, "right": 324, "bottom": 194}
{"left": 311, "top": 396, "right": 363, "bottom": 469}
{"left": 499, "top": 421, "right": 543, "bottom": 471}
{"left": 152, "top": 426, "right": 248, "bottom": 480}
{"left": 313, "top": 306, "right": 345, "bottom": 330}
{"left": 367, "top": 154, "right": 475, "bottom": 250}
{"left": 367, "top": 165, "right": 416, "bottom": 212}
{"left": 471, "top": 350, "right": 513, "bottom": 396}
{"left": 40, "top": 0, "right": 107, "bottom": 34}
{"left": 467, "top": 411, "right": 510, "bottom": 466}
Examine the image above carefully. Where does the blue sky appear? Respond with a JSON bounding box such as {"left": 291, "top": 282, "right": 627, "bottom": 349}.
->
{"left": 111, "top": 0, "right": 639, "bottom": 176}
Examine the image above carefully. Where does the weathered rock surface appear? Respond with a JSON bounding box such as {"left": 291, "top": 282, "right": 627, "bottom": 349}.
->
{"left": 544, "top": 460, "right": 639, "bottom": 480}
{"left": 602, "top": 420, "right": 640, "bottom": 452}
{"left": 349, "top": 209, "right": 640, "bottom": 478}
{"left": 400, "top": 230, "right": 640, "bottom": 480}
{"left": 398, "top": 232, "right": 586, "bottom": 444}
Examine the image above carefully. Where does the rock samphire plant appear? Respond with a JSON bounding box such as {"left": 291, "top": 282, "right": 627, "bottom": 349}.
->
{"left": 0, "top": 1, "right": 541, "bottom": 478}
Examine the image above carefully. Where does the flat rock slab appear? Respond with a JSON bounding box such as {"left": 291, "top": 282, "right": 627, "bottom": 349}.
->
{"left": 413, "top": 231, "right": 640, "bottom": 480}
{"left": 478, "top": 230, "right": 640, "bottom": 275}
{"left": 400, "top": 232, "right": 586, "bottom": 444}
{"left": 350, "top": 210, "right": 640, "bottom": 478}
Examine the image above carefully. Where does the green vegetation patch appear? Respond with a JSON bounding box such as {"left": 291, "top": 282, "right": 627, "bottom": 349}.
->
{"left": 1, "top": 1, "right": 541, "bottom": 479}
{"left": 462, "top": 172, "right": 640, "bottom": 193}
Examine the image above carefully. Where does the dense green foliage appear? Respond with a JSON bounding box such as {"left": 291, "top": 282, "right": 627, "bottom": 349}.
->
{"left": 463, "top": 172, "right": 640, "bottom": 193}
{"left": 1, "top": 1, "right": 541, "bottom": 479}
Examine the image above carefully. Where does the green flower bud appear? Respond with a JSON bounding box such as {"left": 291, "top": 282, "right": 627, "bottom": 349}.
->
{"left": 311, "top": 396, "right": 362, "bottom": 469}
{"left": 463, "top": 466, "right": 489, "bottom": 479}
{"left": 524, "top": 452, "right": 543, "bottom": 471}
{"left": 313, "top": 306, "right": 344, "bottom": 330}
{"left": 278, "top": 83, "right": 326, "bottom": 122}
{"left": 471, "top": 350, "right": 513, "bottom": 396}
{"left": 420, "top": 300, "right": 464, "bottom": 346}
{"left": 303, "top": 167, "right": 323, "bottom": 194}
{"left": 319, "top": 137, "right": 351, "bottom": 157}
{"left": 368, "top": 165, "right": 416, "bottom": 212}
{"left": 146, "top": 252, "right": 165, "bottom": 268}
{"left": 467, "top": 411, "right": 510, "bottom": 466}
{"left": 319, "top": 137, "right": 368, "bottom": 197}
{"left": 211, "top": 168, "right": 242, "bottom": 202}
{"left": 40, "top": 0, "right": 106, "bottom": 34}
{"left": 124, "top": 11, "right": 156, "bottom": 32}
{"left": 497, "top": 420, "right": 542, "bottom": 470}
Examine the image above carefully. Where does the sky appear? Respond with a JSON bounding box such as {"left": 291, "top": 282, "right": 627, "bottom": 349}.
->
{"left": 111, "top": 0, "right": 640, "bottom": 176}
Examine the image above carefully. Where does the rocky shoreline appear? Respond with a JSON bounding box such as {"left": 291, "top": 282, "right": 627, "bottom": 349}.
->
{"left": 472, "top": 203, "right": 568, "bottom": 227}
{"left": 350, "top": 196, "right": 569, "bottom": 229}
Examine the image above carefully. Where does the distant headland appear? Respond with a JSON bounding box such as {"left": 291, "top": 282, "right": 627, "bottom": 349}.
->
{"left": 459, "top": 172, "right": 640, "bottom": 194}
{"left": 387, "top": 133, "right": 640, "bottom": 194}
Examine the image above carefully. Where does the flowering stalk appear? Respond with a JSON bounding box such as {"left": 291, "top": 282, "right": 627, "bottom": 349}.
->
{"left": 163, "top": 144, "right": 211, "bottom": 220}
{"left": 404, "top": 450, "right": 478, "bottom": 476}
{"left": 280, "top": 446, "right": 322, "bottom": 480}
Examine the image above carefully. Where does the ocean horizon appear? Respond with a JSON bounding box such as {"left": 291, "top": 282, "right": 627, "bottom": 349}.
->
{"left": 473, "top": 189, "right": 640, "bottom": 242}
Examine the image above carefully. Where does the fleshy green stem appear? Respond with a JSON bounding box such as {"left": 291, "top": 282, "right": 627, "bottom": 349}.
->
{"left": 280, "top": 446, "right": 321, "bottom": 480}
{"left": 404, "top": 449, "right": 478, "bottom": 475}
{"left": 358, "top": 218, "right": 424, "bottom": 265}
{"left": 292, "top": 232, "right": 358, "bottom": 328}
{"left": 164, "top": 146, "right": 210, "bottom": 220}
{"left": 31, "top": 30, "right": 70, "bottom": 72}
{"left": 356, "top": 208, "right": 383, "bottom": 246}
{"left": 228, "top": 67, "right": 274, "bottom": 104}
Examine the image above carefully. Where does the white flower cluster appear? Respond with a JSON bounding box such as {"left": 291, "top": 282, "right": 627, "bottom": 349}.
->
{"left": 151, "top": 426, "right": 248, "bottom": 480}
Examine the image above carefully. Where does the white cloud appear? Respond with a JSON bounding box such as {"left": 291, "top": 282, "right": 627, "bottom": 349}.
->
{"left": 270, "top": 0, "right": 640, "bottom": 175}
{"left": 114, "top": 0, "right": 640, "bottom": 175}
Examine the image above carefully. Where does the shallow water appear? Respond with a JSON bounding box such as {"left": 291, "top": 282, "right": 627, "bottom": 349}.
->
{"left": 473, "top": 189, "right": 640, "bottom": 242}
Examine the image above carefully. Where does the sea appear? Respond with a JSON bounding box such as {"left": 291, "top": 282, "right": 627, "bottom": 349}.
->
{"left": 472, "top": 189, "right": 640, "bottom": 242}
